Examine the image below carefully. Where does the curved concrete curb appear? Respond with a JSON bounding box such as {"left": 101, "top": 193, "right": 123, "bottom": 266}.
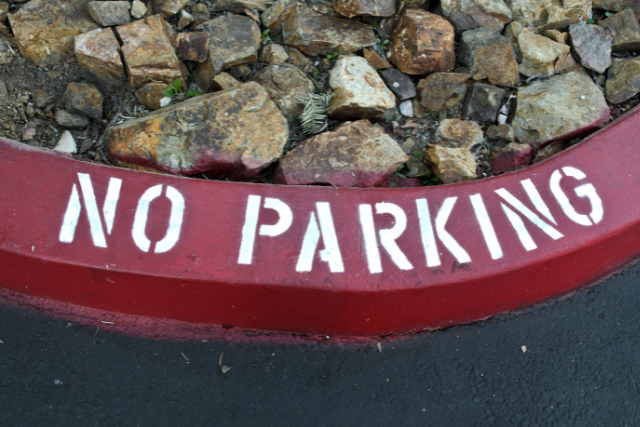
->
{"left": 1, "top": 105, "right": 639, "bottom": 337}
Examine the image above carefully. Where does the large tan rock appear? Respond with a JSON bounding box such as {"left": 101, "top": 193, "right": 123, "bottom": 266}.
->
{"left": 328, "top": 55, "right": 396, "bottom": 121}
{"left": 250, "top": 65, "right": 314, "bottom": 120}
{"left": 196, "top": 14, "right": 261, "bottom": 92}
{"left": 117, "top": 15, "right": 186, "bottom": 90}
{"left": 510, "top": 71, "right": 610, "bottom": 148}
{"left": 274, "top": 120, "right": 408, "bottom": 187}
{"left": 435, "top": 119, "right": 484, "bottom": 149}
{"left": 135, "top": 82, "right": 171, "bottom": 110}
{"left": 440, "top": 0, "right": 512, "bottom": 32}
{"left": 333, "top": 0, "right": 396, "bottom": 18}
{"left": 424, "top": 145, "right": 477, "bottom": 184}
{"left": 417, "top": 72, "right": 470, "bottom": 111}
{"left": 75, "top": 28, "right": 127, "bottom": 86}
{"left": 388, "top": 9, "right": 455, "bottom": 75}
{"left": 514, "top": 24, "right": 571, "bottom": 77}
{"left": 9, "top": 0, "right": 99, "bottom": 66}
{"left": 151, "top": 0, "right": 190, "bottom": 18}
{"left": 606, "top": 57, "right": 640, "bottom": 104}
{"left": 459, "top": 27, "right": 519, "bottom": 87}
{"left": 105, "top": 82, "right": 289, "bottom": 178}
{"left": 282, "top": 5, "right": 376, "bottom": 56}
{"left": 506, "top": 0, "right": 591, "bottom": 31}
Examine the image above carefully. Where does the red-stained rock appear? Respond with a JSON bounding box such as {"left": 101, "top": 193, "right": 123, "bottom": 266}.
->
{"left": 489, "top": 143, "right": 533, "bottom": 173}
{"left": 274, "top": 120, "right": 408, "bottom": 187}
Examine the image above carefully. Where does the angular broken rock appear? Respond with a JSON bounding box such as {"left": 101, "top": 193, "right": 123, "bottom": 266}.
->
{"left": 440, "top": 0, "right": 512, "bottom": 33}
{"left": 210, "top": 72, "right": 241, "bottom": 92}
{"left": 54, "top": 130, "right": 77, "bottom": 154}
{"left": 250, "top": 64, "right": 314, "bottom": 121}
{"left": 274, "top": 120, "right": 408, "bottom": 187}
{"left": 459, "top": 27, "right": 519, "bottom": 87}
{"left": 9, "top": 0, "right": 99, "bottom": 66}
{"left": 507, "top": 0, "right": 591, "bottom": 30}
{"left": 388, "top": 9, "right": 455, "bottom": 75}
{"left": 287, "top": 47, "right": 311, "bottom": 69}
{"left": 532, "top": 140, "right": 564, "bottom": 164}
{"left": 32, "top": 89, "right": 52, "bottom": 109}
{"left": 363, "top": 47, "right": 392, "bottom": 69}
{"left": 65, "top": 82, "right": 103, "bottom": 119}
{"left": 174, "top": 32, "right": 209, "bottom": 62}
{"left": 177, "top": 10, "right": 194, "bottom": 30}
{"left": 510, "top": 71, "right": 610, "bottom": 148}
{"left": 568, "top": 23, "right": 612, "bottom": 73}
{"left": 380, "top": 68, "right": 416, "bottom": 101}
{"left": 55, "top": 110, "right": 90, "bottom": 129}
{"left": 328, "top": 55, "right": 396, "bottom": 121}
{"left": 75, "top": 28, "right": 127, "bottom": 86}
{"left": 282, "top": 5, "right": 376, "bottom": 56}
{"left": 600, "top": 9, "right": 640, "bottom": 52}
{"left": 486, "top": 124, "right": 514, "bottom": 142}
{"left": 0, "top": 3, "right": 8, "bottom": 24}
{"left": 210, "top": 0, "right": 269, "bottom": 12}
{"left": 424, "top": 145, "right": 476, "bottom": 184}
{"left": 196, "top": 14, "right": 261, "bottom": 92}
{"left": 462, "top": 83, "right": 506, "bottom": 122}
{"left": 259, "top": 44, "right": 289, "bottom": 65}
{"left": 515, "top": 25, "right": 571, "bottom": 77}
{"left": 105, "top": 82, "right": 289, "bottom": 178}
{"left": 117, "top": 15, "right": 186, "bottom": 89}
{"left": 88, "top": 1, "right": 131, "bottom": 26}
{"left": 606, "top": 57, "right": 640, "bottom": 104}
{"left": 151, "top": 0, "right": 190, "bottom": 18}
{"left": 135, "top": 82, "right": 171, "bottom": 110}
{"left": 417, "top": 72, "right": 470, "bottom": 112}
{"left": 262, "top": 0, "right": 298, "bottom": 35}
{"left": 489, "top": 143, "right": 533, "bottom": 174}
{"left": 435, "top": 118, "right": 484, "bottom": 149}
{"left": 333, "top": 0, "right": 396, "bottom": 18}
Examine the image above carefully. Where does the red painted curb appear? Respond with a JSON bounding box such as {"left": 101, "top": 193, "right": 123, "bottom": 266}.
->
{"left": 0, "top": 106, "right": 639, "bottom": 337}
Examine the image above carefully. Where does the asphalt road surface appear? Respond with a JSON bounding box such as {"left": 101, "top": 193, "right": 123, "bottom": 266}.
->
{"left": 2, "top": 264, "right": 640, "bottom": 426}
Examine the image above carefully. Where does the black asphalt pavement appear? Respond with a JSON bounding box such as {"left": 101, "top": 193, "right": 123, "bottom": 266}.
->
{"left": 2, "top": 264, "right": 640, "bottom": 426}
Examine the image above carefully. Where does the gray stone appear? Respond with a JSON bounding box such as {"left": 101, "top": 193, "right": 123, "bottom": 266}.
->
{"left": 458, "top": 27, "right": 519, "bottom": 87}
{"left": 209, "top": 0, "right": 269, "bottom": 12}
{"left": 506, "top": 0, "right": 591, "bottom": 31}
{"left": 462, "top": 83, "right": 506, "bottom": 122}
{"left": 32, "top": 89, "right": 52, "bottom": 109}
{"left": 600, "top": 8, "right": 640, "bottom": 52}
{"left": 440, "top": 0, "right": 512, "bottom": 33}
{"left": 88, "top": 1, "right": 131, "bottom": 26}
{"left": 380, "top": 68, "right": 417, "bottom": 101}
{"left": 55, "top": 110, "right": 90, "bottom": 128}
{"left": 416, "top": 72, "right": 470, "bottom": 112}
{"left": 568, "top": 22, "right": 612, "bottom": 73}
{"left": 605, "top": 57, "right": 640, "bottom": 104}
{"left": 250, "top": 65, "right": 315, "bottom": 121}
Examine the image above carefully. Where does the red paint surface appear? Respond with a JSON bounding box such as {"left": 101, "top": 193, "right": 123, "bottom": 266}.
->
{"left": 0, "top": 106, "right": 639, "bottom": 337}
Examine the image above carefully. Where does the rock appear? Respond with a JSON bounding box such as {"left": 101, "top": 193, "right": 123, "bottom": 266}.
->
{"left": 250, "top": 65, "right": 314, "bottom": 120}
{"left": 593, "top": 0, "right": 625, "bottom": 12}
{"left": 416, "top": 72, "right": 470, "bottom": 112}
{"left": 32, "top": 89, "right": 52, "bottom": 109}
{"left": 135, "top": 82, "right": 170, "bottom": 109}
{"left": 106, "top": 82, "right": 289, "bottom": 178}
{"left": 600, "top": 9, "right": 640, "bottom": 52}
{"left": 195, "top": 14, "right": 260, "bottom": 92}
{"left": 510, "top": 71, "right": 610, "bottom": 148}
{"left": 306, "top": 0, "right": 340, "bottom": 16}
{"left": 543, "top": 29, "right": 568, "bottom": 44}
{"left": 210, "top": 72, "right": 241, "bottom": 91}
{"left": 532, "top": 140, "right": 564, "bottom": 163}
{"left": 131, "top": 0, "right": 147, "bottom": 19}
{"left": 151, "top": 0, "right": 190, "bottom": 18}
{"left": 174, "top": 32, "right": 209, "bottom": 62}
{"left": 177, "top": 10, "right": 194, "bottom": 30}
{"left": 260, "top": 44, "right": 289, "bottom": 64}
{"left": 65, "top": 82, "right": 103, "bottom": 119}
{"left": 380, "top": 68, "right": 416, "bottom": 101}
{"left": 274, "top": 120, "right": 408, "bottom": 187}
{"left": 210, "top": 0, "right": 268, "bottom": 12}
{"left": 458, "top": 27, "right": 519, "bottom": 87}
{"left": 568, "top": 23, "right": 612, "bottom": 73}
{"left": 515, "top": 25, "right": 571, "bottom": 77}
{"left": 190, "top": 3, "right": 208, "bottom": 20}
{"left": 0, "top": 37, "right": 12, "bottom": 65}
{"left": 286, "top": 47, "right": 311, "bottom": 69}
{"left": 0, "top": 80, "right": 7, "bottom": 98}
{"left": 282, "top": 5, "right": 376, "bottom": 56}
{"left": 56, "top": 110, "right": 90, "bottom": 128}
{"left": 9, "top": 0, "right": 99, "bottom": 66}
{"left": 605, "top": 57, "right": 640, "bottom": 104}
{"left": 424, "top": 145, "right": 477, "bottom": 184}
{"left": 486, "top": 124, "right": 514, "bottom": 142}
{"left": 75, "top": 28, "right": 127, "bottom": 86}
{"left": 554, "top": 52, "right": 582, "bottom": 73}
{"left": 228, "top": 64, "right": 253, "bottom": 80}
{"left": 461, "top": 83, "right": 506, "bottom": 123}
{"left": 399, "top": 100, "right": 414, "bottom": 117}
{"left": 328, "top": 55, "right": 396, "bottom": 121}
{"left": 262, "top": 0, "right": 298, "bottom": 35}
{"left": 363, "top": 47, "right": 391, "bottom": 69}
{"left": 54, "top": 130, "right": 77, "bottom": 153}
{"left": 506, "top": 0, "right": 591, "bottom": 30}
{"left": 490, "top": 143, "right": 533, "bottom": 173}
{"left": 88, "top": 1, "right": 131, "bottom": 26}
{"left": 0, "top": 3, "right": 8, "bottom": 23}
{"left": 388, "top": 9, "right": 455, "bottom": 75}
{"left": 435, "top": 118, "right": 484, "bottom": 149}
{"left": 379, "top": 175, "right": 422, "bottom": 188}
{"left": 489, "top": 142, "right": 531, "bottom": 173}
{"left": 333, "top": 0, "right": 396, "bottom": 18}
{"left": 440, "top": 0, "right": 512, "bottom": 33}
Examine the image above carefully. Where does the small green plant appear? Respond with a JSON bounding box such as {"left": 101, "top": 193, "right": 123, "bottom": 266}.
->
{"left": 605, "top": 11, "right": 614, "bottom": 17}
{"left": 261, "top": 28, "right": 271, "bottom": 43}
{"left": 394, "top": 166, "right": 407, "bottom": 179}
{"left": 587, "top": 17, "right": 595, "bottom": 24}
{"left": 185, "top": 90, "right": 203, "bottom": 98}
{"left": 163, "top": 79, "right": 202, "bottom": 99}
{"left": 412, "top": 150, "right": 423, "bottom": 161}
{"left": 422, "top": 169, "right": 440, "bottom": 186}
{"left": 376, "top": 37, "right": 390, "bottom": 50}
{"left": 432, "top": 111, "right": 441, "bottom": 120}
{"left": 326, "top": 52, "right": 339, "bottom": 62}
